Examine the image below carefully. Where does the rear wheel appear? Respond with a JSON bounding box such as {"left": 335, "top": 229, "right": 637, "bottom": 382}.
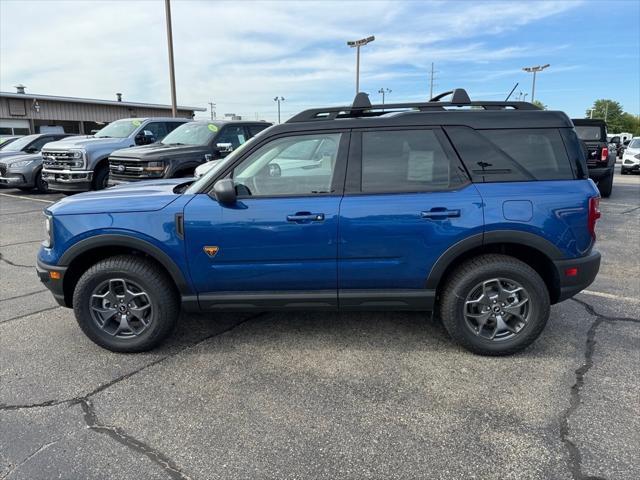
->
{"left": 73, "top": 255, "right": 179, "bottom": 352}
{"left": 439, "top": 254, "right": 550, "bottom": 356}
{"left": 598, "top": 171, "right": 613, "bottom": 198}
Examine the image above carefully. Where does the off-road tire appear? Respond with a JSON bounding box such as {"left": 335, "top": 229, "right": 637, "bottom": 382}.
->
{"left": 439, "top": 254, "right": 550, "bottom": 356}
{"left": 598, "top": 171, "right": 613, "bottom": 198}
{"left": 73, "top": 255, "right": 179, "bottom": 352}
{"left": 92, "top": 164, "right": 109, "bottom": 190}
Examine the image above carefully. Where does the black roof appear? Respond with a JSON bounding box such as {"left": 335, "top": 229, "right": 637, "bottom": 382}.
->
{"left": 274, "top": 89, "right": 573, "bottom": 133}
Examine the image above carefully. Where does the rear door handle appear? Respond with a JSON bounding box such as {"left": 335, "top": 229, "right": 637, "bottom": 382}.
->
{"left": 286, "top": 212, "right": 325, "bottom": 223}
{"left": 421, "top": 208, "right": 461, "bottom": 219}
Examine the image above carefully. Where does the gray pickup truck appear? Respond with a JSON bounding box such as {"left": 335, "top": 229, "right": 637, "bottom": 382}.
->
{"left": 41, "top": 117, "right": 188, "bottom": 193}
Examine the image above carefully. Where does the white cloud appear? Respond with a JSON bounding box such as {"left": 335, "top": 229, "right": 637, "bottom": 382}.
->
{"left": 0, "top": 0, "right": 582, "bottom": 121}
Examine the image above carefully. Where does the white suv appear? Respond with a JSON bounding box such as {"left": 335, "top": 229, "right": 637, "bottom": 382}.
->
{"left": 621, "top": 137, "right": 640, "bottom": 175}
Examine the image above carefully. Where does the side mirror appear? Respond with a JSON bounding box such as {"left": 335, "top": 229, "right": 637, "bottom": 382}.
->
{"left": 24, "top": 146, "right": 39, "bottom": 153}
{"left": 135, "top": 130, "right": 156, "bottom": 145}
{"left": 204, "top": 153, "right": 213, "bottom": 162}
{"left": 212, "top": 178, "right": 237, "bottom": 205}
{"left": 216, "top": 142, "right": 234, "bottom": 155}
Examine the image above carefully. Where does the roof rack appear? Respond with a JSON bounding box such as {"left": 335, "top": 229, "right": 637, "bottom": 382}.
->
{"left": 286, "top": 88, "right": 540, "bottom": 123}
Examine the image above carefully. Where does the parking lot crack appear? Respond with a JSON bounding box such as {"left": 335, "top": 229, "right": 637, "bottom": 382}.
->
{"left": 0, "top": 306, "right": 60, "bottom": 326}
{"left": 78, "top": 398, "right": 192, "bottom": 480}
{"left": 559, "top": 298, "right": 640, "bottom": 480}
{"left": 0, "top": 252, "right": 32, "bottom": 268}
{"left": 0, "top": 289, "right": 47, "bottom": 303}
{"left": 0, "top": 399, "right": 68, "bottom": 412}
{"left": 0, "top": 239, "right": 42, "bottom": 248}
{"left": 0, "top": 439, "right": 60, "bottom": 480}
{"left": 620, "top": 205, "right": 640, "bottom": 215}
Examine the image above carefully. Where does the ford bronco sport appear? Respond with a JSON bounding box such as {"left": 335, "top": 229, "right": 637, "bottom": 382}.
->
{"left": 37, "top": 89, "right": 601, "bottom": 356}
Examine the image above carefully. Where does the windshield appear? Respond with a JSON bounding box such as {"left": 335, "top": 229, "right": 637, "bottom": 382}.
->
{"left": 574, "top": 125, "right": 604, "bottom": 141}
{"left": 94, "top": 119, "right": 142, "bottom": 138}
{"left": 162, "top": 123, "right": 216, "bottom": 146}
{"left": 2, "top": 134, "right": 38, "bottom": 151}
{"left": 629, "top": 138, "right": 640, "bottom": 149}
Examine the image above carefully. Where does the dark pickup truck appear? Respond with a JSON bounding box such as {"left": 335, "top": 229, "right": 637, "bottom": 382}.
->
{"left": 572, "top": 118, "right": 615, "bottom": 197}
{"left": 108, "top": 120, "right": 271, "bottom": 184}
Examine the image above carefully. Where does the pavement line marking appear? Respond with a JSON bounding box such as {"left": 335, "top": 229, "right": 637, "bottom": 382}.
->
{"left": 0, "top": 192, "right": 54, "bottom": 204}
{"left": 580, "top": 290, "right": 640, "bottom": 304}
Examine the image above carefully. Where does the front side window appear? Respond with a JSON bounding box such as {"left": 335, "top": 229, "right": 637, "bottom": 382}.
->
{"left": 94, "top": 119, "right": 142, "bottom": 138}
{"left": 231, "top": 133, "right": 342, "bottom": 197}
{"left": 216, "top": 126, "right": 247, "bottom": 149}
{"left": 361, "top": 129, "right": 465, "bottom": 192}
{"left": 142, "top": 122, "right": 167, "bottom": 140}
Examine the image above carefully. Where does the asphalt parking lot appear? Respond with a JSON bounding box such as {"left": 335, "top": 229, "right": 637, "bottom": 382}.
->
{"left": 0, "top": 168, "right": 638, "bottom": 480}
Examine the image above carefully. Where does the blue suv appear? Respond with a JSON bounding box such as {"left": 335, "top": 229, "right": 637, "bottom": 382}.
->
{"left": 37, "top": 89, "right": 601, "bottom": 355}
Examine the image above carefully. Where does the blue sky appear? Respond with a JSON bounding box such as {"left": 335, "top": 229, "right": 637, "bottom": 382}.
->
{"left": 1, "top": 0, "right": 638, "bottom": 122}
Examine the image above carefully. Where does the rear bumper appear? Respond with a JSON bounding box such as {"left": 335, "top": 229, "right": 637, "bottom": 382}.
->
{"left": 587, "top": 167, "right": 613, "bottom": 181}
{"left": 36, "top": 258, "right": 68, "bottom": 307}
{"left": 554, "top": 250, "right": 601, "bottom": 303}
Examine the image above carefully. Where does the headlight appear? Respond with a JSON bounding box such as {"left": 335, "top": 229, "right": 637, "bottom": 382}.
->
{"left": 142, "top": 160, "right": 166, "bottom": 173}
{"left": 43, "top": 214, "right": 53, "bottom": 248}
{"left": 70, "top": 150, "right": 84, "bottom": 159}
{"left": 10, "top": 159, "right": 35, "bottom": 168}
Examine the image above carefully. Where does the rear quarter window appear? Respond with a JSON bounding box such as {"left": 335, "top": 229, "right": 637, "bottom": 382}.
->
{"left": 445, "top": 126, "right": 574, "bottom": 182}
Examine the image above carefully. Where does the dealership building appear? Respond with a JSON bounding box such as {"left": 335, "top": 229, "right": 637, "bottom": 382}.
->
{"left": 0, "top": 85, "right": 205, "bottom": 135}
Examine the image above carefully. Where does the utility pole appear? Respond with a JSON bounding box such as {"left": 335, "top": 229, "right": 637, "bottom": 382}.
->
{"left": 522, "top": 64, "right": 550, "bottom": 102}
{"left": 274, "top": 96, "right": 285, "bottom": 124}
{"left": 347, "top": 36, "right": 375, "bottom": 95}
{"left": 429, "top": 62, "right": 435, "bottom": 99}
{"left": 604, "top": 102, "right": 609, "bottom": 122}
{"left": 377, "top": 88, "right": 391, "bottom": 105}
{"left": 208, "top": 101, "right": 216, "bottom": 120}
{"left": 164, "top": 0, "right": 177, "bottom": 117}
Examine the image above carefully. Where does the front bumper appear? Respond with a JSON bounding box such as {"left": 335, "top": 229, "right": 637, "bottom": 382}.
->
{"left": 42, "top": 169, "right": 93, "bottom": 192}
{"left": 554, "top": 250, "right": 601, "bottom": 303}
{"left": 0, "top": 174, "right": 26, "bottom": 187}
{"left": 36, "top": 258, "right": 68, "bottom": 307}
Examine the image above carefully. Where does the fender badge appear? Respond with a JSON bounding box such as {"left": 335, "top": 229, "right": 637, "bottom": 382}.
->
{"left": 203, "top": 246, "right": 219, "bottom": 257}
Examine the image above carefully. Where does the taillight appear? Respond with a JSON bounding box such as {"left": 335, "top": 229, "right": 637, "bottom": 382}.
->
{"left": 588, "top": 196, "right": 601, "bottom": 239}
{"left": 601, "top": 146, "right": 608, "bottom": 161}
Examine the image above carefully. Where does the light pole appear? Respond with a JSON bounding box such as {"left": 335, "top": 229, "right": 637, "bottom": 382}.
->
{"left": 164, "top": 0, "right": 177, "bottom": 117}
{"left": 274, "top": 96, "right": 285, "bottom": 124}
{"left": 523, "top": 93, "right": 528, "bottom": 102}
{"left": 347, "top": 36, "right": 375, "bottom": 95}
{"left": 522, "top": 64, "right": 550, "bottom": 103}
{"left": 377, "top": 88, "right": 391, "bottom": 105}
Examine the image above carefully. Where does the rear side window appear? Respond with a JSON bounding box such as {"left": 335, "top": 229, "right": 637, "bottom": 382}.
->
{"left": 445, "top": 126, "right": 574, "bottom": 182}
{"left": 574, "top": 125, "right": 604, "bottom": 141}
{"left": 361, "top": 129, "right": 466, "bottom": 193}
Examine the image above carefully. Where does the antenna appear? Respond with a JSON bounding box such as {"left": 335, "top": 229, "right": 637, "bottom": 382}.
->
{"left": 505, "top": 82, "right": 519, "bottom": 101}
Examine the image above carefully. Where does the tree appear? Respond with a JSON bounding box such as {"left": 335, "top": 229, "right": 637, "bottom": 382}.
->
{"left": 585, "top": 99, "right": 624, "bottom": 129}
{"left": 532, "top": 100, "right": 547, "bottom": 110}
{"left": 618, "top": 112, "right": 640, "bottom": 136}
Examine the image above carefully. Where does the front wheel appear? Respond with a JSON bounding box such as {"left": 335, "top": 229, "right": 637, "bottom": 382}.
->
{"left": 439, "top": 254, "right": 550, "bottom": 356}
{"left": 35, "top": 170, "right": 49, "bottom": 193}
{"left": 73, "top": 255, "right": 179, "bottom": 352}
{"left": 92, "top": 165, "right": 109, "bottom": 190}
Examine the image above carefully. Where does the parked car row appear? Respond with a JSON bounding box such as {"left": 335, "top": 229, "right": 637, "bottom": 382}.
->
{"left": 38, "top": 118, "right": 271, "bottom": 194}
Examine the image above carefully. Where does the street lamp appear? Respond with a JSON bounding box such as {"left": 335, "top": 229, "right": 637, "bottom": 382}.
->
{"left": 274, "top": 96, "right": 285, "bottom": 124}
{"left": 377, "top": 88, "right": 391, "bottom": 105}
{"left": 522, "top": 64, "right": 550, "bottom": 103}
{"left": 347, "top": 35, "right": 375, "bottom": 95}
{"left": 164, "top": 0, "right": 178, "bottom": 117}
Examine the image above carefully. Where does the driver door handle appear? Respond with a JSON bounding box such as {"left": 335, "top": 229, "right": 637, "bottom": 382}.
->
{"left": 421, "top": 208, "right": 461, "bottom": 219}
{"left": 286, "top": 212, "right": 325, "bottom": 223}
